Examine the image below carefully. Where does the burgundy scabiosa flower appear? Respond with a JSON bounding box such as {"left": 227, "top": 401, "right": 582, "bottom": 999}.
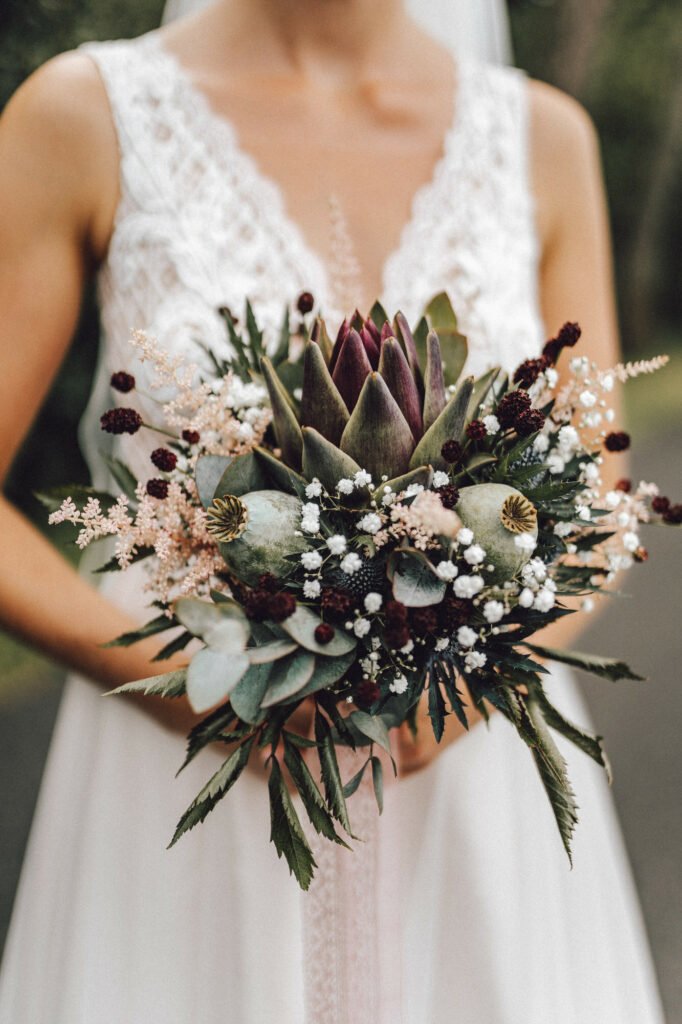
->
{"left": 151, "top": 447, "right": 178, "bottom": 472}
{"left": 266, "top": 592, "right": 297, "bottom": 622}
{"left": 384, "top": 623, "right": 411, "bottom": 650}
{"left": 466, "top": 419, "right": 487, "bottom": 441}
{"left": 182, "top": 429, "right": 201, "bottom": 445}
{"left": 146, "top": 478, "right": 169, "bottom": 499}
{"left": 513, "top": 357, "right": 549, "bottom": 389}
{"left": 296, "top": 291, "right": 315, "bottom": 315}
{"left": 321, "top": 586, "right": 356, "bottom": 621}
{"left": 438, "top": 484, "right": 460, "bottom": 510}
{"left": 110, "top": 371, "right": 135, "bottom": 393}
{"left": 409, "top": 606, "right": 439, "bottom": 636}
{"left": 604, "top": 431, "right": 630, "bottom": 452}
{"left": 496, "top": 389, "right": 532, "bottom": 430}
{"left": 100, "top": 407, "right": 143, "bottom": 435}
{"left": 441, "top": 439, "right": 463, "bottom": 465}
{"left": 542, "top": 322, "right": 582, "bottom": 365}
{"left": 515, "top": 409, "right": 546, "bottom": 437}
{"left": 355, "top": 678, "right": 381, "bottom": 708}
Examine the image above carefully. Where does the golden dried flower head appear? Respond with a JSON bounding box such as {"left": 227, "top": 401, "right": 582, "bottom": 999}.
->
{"left": 500, "top": 494, "right": 537, "bottom": 534}
{"left": 206, "top": 495, "right": 249, "bottom": 543}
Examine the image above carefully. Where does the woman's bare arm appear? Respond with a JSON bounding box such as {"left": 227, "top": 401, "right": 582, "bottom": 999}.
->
{"left": 0, "top": 55, "right": 200, "bottom": 733}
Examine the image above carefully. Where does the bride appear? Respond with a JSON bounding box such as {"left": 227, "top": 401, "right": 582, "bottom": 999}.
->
{"left": 0, "top": 0, "right": 665, "bottom": 1021}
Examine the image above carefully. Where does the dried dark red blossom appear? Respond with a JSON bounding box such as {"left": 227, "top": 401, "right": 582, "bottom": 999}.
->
{"left": 146, "top": 478, "right": 169, "bottom": 499}
{"left": 182, "top": 429, "right": 201, "bottom": 445}
{"left": 110, "top": 371, "right": 135, "bottom": 393}
{"left": 314, "top": 622, "right": 335, "bottom": 645}
{"left": 663, "top": 503, "right": 682, "bottom": 525}
{"left": 515, "top": 409, "right": 546, "bottom": 437}
{"left": 384, "top": 623, "right": 411, "bottom": 650}
{"left": 604, "top": 431, "right": 630, "bottom": 452}
{"left": 243, "top": 589, "right": 272, "bottom": 622}
{"left": 100, "top": 407, "right": 143, "bottom": 435}
{"left": 321, "top": 586, "right": 356, "bottom": 620}
{"left": 466, "top": 419, "right": 487, "bottom": 441}
{"left": 439, "top": 596, "right": 472, "bottom": 631}
{"left": 513, "top": 356, "right": 549, "bottom": 389}
{"left": 355, "top": 678, "right": 381, "bottom": 709}
{"left": 384, "top": 599, "right": 408, "bottom": 623}
{"left": 441, "top": 439, "right": 464, "bottom": 464}
{"left": 496, "top": 389, "right": 532, "bottom": 430}
{"left": 651, "top": 496, "right": 670, "bottom": 514}
{"left": 438, "top": 484, "right": 460, "bottom": 510}
{"left": 296, "top": 291, "right": 315, "bottom": 315}
{"left": 615, "top": 479, "right": 632, "bottom": 493}
{"left": 266, "top": 592, "right": 297, "bottom": 622}
{"left": 409, "top": 606, "right": 439, "bottom": 636}
{"left": 151, "top": 447, "right": 178, "bottom": 472}
{"left": 258, "top": 573, "right": 280, "bottom": 594}
{"left": 542, "top": 322, "right": 582, "bottom": 365}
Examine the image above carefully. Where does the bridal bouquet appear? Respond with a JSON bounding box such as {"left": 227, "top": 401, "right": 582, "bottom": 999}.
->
{"left": 43, "top": 293, "right": 678, "bottom": 888}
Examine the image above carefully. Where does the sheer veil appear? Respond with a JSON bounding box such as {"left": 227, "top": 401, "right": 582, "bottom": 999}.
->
{"left": 161, "top": 0, "right": 513, "bottom": 65}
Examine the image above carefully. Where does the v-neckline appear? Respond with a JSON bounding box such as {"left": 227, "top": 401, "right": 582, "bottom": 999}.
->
{"left": 145, "top": 31, "right": 470, "bottom": 313}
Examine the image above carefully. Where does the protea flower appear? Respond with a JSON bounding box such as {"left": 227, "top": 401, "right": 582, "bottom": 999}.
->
{"left": 260, "top": 293, "right": 474, "bottom": 490}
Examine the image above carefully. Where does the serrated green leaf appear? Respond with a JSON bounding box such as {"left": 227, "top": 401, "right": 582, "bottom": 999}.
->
{"left": 315, "top": 709, "right": 353, "bottom": 834}
{"left": 151, "top": 630, "right": 193, "bottom": 662}
{"left": 529, "top": 685, "right": 611, "bottom": 780}
{"left": 169, "top": 737, "right": 254, "bottom": 848}
{"left": 103, "top": 456, "right": 138, "bottom": 501}
{"left": 178, "top": 703, "right": 238, "bottom": 774}
{"left": 101, "top": 613, "right": 177, "bottom": 649}
{"left": 106, "top": 668, "right": 187, "bottom": 699}
{"left": 268, "top": 757, "right": 317, "bottom": 890}
{"left": 94, "top": 545, "right": 155, "bottom": 574}
{"left": 36, "top": 484, "right": 117, "bottom": 514}
{"left": 525, "top": 695, "right": 579, "bottom": 864}
{"left": 428, "top": 675, "right": 447, "bottom": 741}
{"left": 283, "top": 739, "right": 351, "bottom": 848}
{"left": 523, "top": 644, "right": 645, "bottom": 682}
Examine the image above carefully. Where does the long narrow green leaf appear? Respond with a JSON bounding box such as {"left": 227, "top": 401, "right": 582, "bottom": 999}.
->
{"left": 101, "top": 614, "right": 177, "bottom": 649}
{"left": 371, "top": 756, "right": 384, "bottom": 814}
{"left": 169, "top": 737, "right": 254, "bottom": 847}
{"left": 315, "top": 709, "right": 353, "bottom": 835}
{"left": 428, "top": 676, "right": 447, "bottom": 741}
{"left": 525, "top": 695, "right": 579, "bottom": 863}
{"left": 283, "top": 739, "right": 351, "bottom": 848}
{"left": 530, "top": 686, "right": 612, "bottom": 781}
{"left": 524, "top": 644, "right": 645, "bottom": 682}
{"left": 268, "top": 757, "right": 317, "bottom": 890}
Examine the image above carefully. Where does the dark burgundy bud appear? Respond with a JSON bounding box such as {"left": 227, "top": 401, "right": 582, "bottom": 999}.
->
{"left": 615, "top": 478, "right": 632, "bottom": 493}
{"left": 100, "top": 407, "right": 143, "bottom": 435}
{"left": 441, "top": 439, "right": 463, "bottom": 464}
{"left": 557, "top": 322, "right": 581, "bottom": 347}
{"left": 182, "top": 429, "right": 201, "bottom": 445}
{"left": 380, "top": 320, "right": 394, "bottom": 343}
{"left": 146, "top": 478, "right": 169, "bottom": 499}
{"left": 438, "top": 484, "right": 460, "bottom": 510}
{"left": 496, "top": 390, "right": 532, "bottom": 430}
{"left": 384, "top": 623, "right": 411, "bottom": 649}
{"left": 243, "top": 588, "right": 272, "bottom": 622}
{"left": 314, "top": 623, "right": 335, "bottom": 645}
{"left": 439, "top": 596, "right": 472, "bottom": 631}
{"left": 513, "top": 357, "right": 549, "bottom": 389}
{"left": 110, "top": 371, "right": 135, "bottom": 393}
{"left": 515, "top": 409, "right": 546, "bottom": 437}
{"left": 409, "top": 606, "right": 439, "bottom": 635}
{"left": 266, "top": 592, "right": 297, "bottom": 622}
{"left": 151, "top": 447, "right": 178, "bottom": 472}
{"left": 604, "top": 431, "right": 630, "bottom": 452}
{"left": 652, "top": 496, "right": 670, "bottom": 514}
{"left": 663, "top": 503, "right": 682, "bottom": 525}
{"left": 321, "top": 586, "right": 356, "bottom": 620}
{"left": 466, "top": 419, "right": 487, "bottom": 441}
{"left": 359, "top": 324, "right": 380, "bottom": 368}
{"left": 355, "top": 678, "right": 381, "bottom": 708}
{"left": 258, "top": 573, "right": 280, "bottom": 594}
{"left": 296, "top": 291, "right": 315, "bottom": 315}
{"left": 384, "top": 599, "right": 408, "bottom": 623}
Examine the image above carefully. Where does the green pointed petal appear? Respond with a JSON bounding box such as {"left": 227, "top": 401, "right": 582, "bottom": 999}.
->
{"left": 340, "top": 373, "right": 415, "bottom": 480}
{"left": 409, "top": 376, "right": 474, "bottom": 471}
{"left": 300, "top": 342, "right": 349, "bottom": 446}
{"left": 371, "top": 465, "right": 434, "bottom": 504}
{"left": 422, "top": 329, "right": 447, "bottom": 431}
{"left": 424, "top": 293, "right": 468, "bottom": 387}
{"left": 378, "top": 337, "right": 423, "bottom": 441}
{"left": 301, "top": 427, "right": 362, "bottom": 495}
{"left": 311, "top": 317, "right": 334, "bottom": 364}
{"left": 261, "top": 356, "right": 303, "bottom": 470}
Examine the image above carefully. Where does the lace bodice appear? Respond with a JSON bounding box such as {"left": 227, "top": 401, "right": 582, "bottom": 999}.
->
{"left": 78, "top": 30, "right": 544, "bottom": 485}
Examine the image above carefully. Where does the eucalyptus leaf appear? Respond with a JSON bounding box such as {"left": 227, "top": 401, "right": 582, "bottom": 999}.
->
{"left": 261, "top": 651, "right": 316, "bottom": 707}
{"left": 229, "top": 662, "right": 274, "bottom": 724}
{"left": 349, "top": 710, "right": 394, "bottom": 760}
{"left": 247, "top": 639, "right": 298, "bottom": 665}
{"left": 392, "top": 552, "right": 446, "bottom": 607}
{"left": 186, "top": 647, "right": 250, "bottom": 713}
{"left": 280, "top": 605, "right": 356, "bottom": 656}
{"left": 213, "top": 452, "right": 268, "bottom": 501}
{"left": 288, "top": 648, "right": 356, "bottom": 701}
{"left": 195, "top": 454, "right": 232, "bottom": 507}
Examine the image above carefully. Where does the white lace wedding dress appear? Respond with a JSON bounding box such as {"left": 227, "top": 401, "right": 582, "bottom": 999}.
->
{"left": 0, "top": 30, "right": 665, "bottom": 1024}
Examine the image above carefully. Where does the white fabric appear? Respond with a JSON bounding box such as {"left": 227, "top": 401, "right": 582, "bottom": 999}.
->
{"left": 0, "top": 30, "right": 665, "bottom": 1024}
{"left": 162, "top": 0, "right": 513, "bottom": 66}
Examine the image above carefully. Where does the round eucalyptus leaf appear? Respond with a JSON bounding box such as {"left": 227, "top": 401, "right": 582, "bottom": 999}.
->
{"left": 186, "top": 648, "right": 250, "bottom": 714}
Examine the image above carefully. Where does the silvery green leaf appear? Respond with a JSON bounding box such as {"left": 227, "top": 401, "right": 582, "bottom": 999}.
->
{"left": 230, "top": 662, "right": 274, "bottom": 724}
{"left": 349, "top": 710, "right": 393, "bottom": 759}
{"left": 105, "top": 668, "right": 187, "bottom": 699}
{"left": 174, "top": 598, "right": 248, "bottom": 648}
{"left": 213, "top": 451, "right": 268, "bottom": 500}
{"left": 261, "top": 651, "right": 316, "bottom": 707}
{"left": 280, "top": 605, "right": 356, "bottom": 657}
{"left": 247, "top": 640, "right": 298, "bottom": 664}
{"left": 392, "top": 552, "right": 446, "bottom": 607}
{"left": 195, "top": 455, "right": 232, "bottom": 507}
{"left": 186, "top": 648, "right": 250, "bottom": 713}
{"left": 291, "top": 649, "right": 357, "bottom": 700}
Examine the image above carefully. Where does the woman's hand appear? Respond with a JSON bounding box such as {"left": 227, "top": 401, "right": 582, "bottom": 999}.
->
{"left": 395, "top": 689, "right": 482, "bottom": 776}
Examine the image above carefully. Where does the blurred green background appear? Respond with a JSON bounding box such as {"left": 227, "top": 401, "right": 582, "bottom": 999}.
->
{"left": 1, "top": 0, "right": 680, "bottom": 1018}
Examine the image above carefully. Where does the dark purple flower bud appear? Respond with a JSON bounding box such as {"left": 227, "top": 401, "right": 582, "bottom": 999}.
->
{"left": 110, "top": 371, "right": 135, "bottom": 393}
{"left": 328, "top": 319, "right": 351, "bottom": 375}
{"left": 515, "top": 409, "right": 546, "bottom": 437}
{"left": 151, "top": 447, "right": 178, "bottom": 472}
{"left": 146, "top": 478, "right": 169, "bottom": 499}
{"left": 266, "top": 592, "right": 297, "bottom": 622}
{"left": 314, "top": 623, "right": 335, "bottom": 645}
{"left": 360, "top": 325, "right": 380, "bottom": 368}
{"left": 604, "top": 431, "right": 630, "bottom": 452}
{"left": 441, "top": 439, "right": 463, "bottom": 464}
{"left": 296, "top": 291, "right": 315, "bottom": 314}
{"left": 100, "top": 408, "right": 143, "bottom": 435}
{"left": 182, "top": 429, "right": 201, "bottom": 445}
{"left": 438, "top": 484, "right": 460, "bottom": 509}
{"left": 652, "top": 496, "right": 670, "bottom": 514}
{"left": 466, "top": 419, "right": 487, "bottom": 440}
